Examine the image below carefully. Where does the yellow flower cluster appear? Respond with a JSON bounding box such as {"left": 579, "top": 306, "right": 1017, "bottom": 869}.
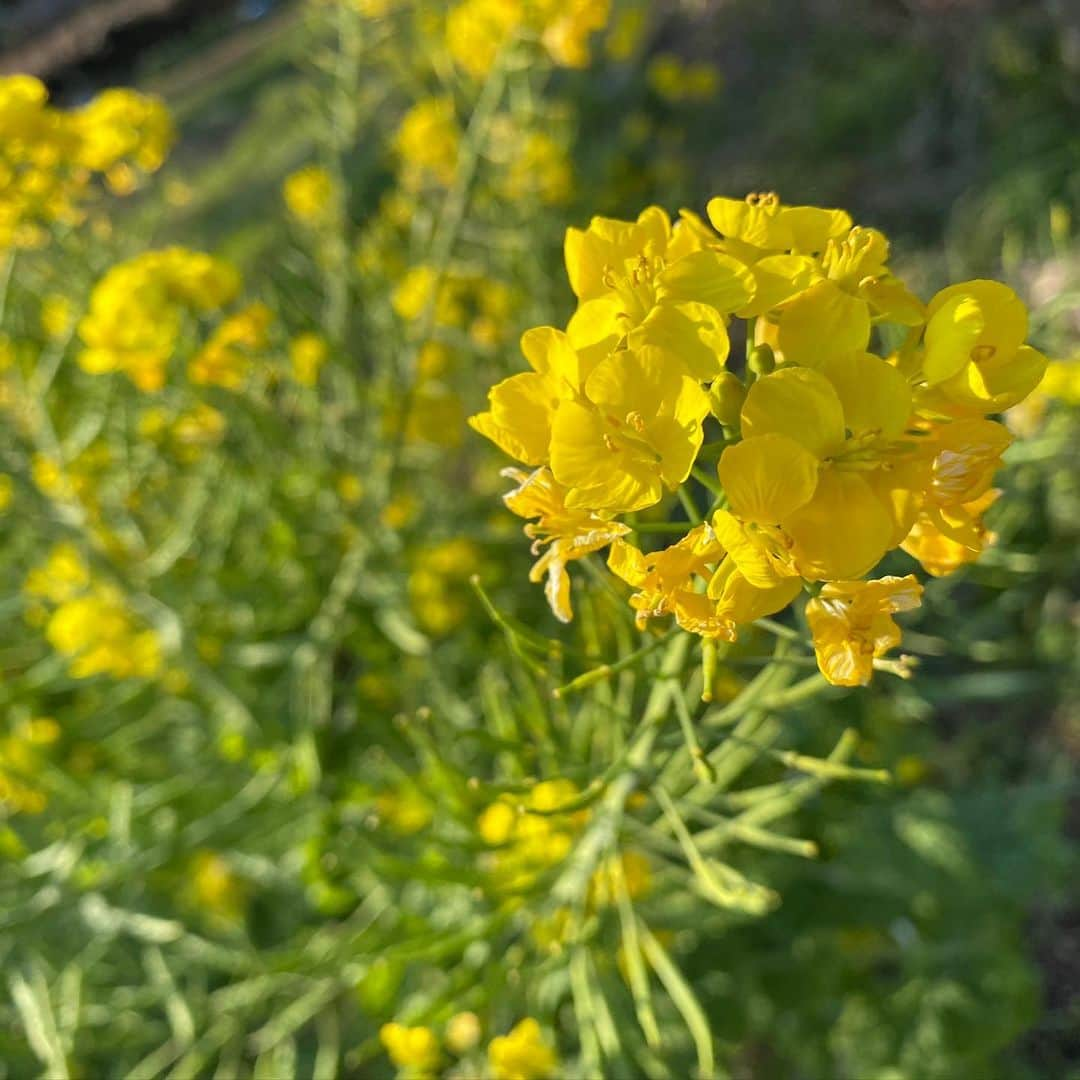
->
{"left": 24, "top": 543, "right": 162, "bottom": 680}
{"left": 0, "top": 75, "right": 172, "bottom": 249}
{"left": 0, "top": 717, "right": 60, "bottom": 816}
{"left": 77, "top": 247, "right": 242, "bottom": 391}
{"left": 477, "top": 779, "right": 586, "bottom": 892}
{"left": 446, "top": 0, "right": 611, "bottom": 78}
{"left": 470, "top": 193, "right": 1049, "bottom": 686}
{"left": 379, "top": 1016, "right": 557, "bottom": 1080}
{"left": 392, "top": 264, "right": 516, "bottom": 347}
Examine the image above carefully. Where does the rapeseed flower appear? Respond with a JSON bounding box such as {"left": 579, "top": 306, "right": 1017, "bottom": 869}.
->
{"left": 470, "top": 191, "right": 1048, "bottom": 685}
{"left": 282, "top": 164, "right": 336, "bottom": 224}
{"left": 380, "top": 1023, "right": 441, "bottom": 1074}
{"left": 488, "top": 1018, "right": 558, "bottom": 1080}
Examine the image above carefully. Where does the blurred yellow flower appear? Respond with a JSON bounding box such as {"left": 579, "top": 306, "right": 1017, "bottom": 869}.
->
{"left": 488, "top": 1018, "right": 558, "bottom": 1080}
{"left": 395, "top": 97, "right": 460, "bottom": 188}
{"left": 283, "top": 164, "right": 336, "bottom": 224}
{"left": 289, "top": 331, "right": 328, "bottom": 387}
{"left": 380, "top": 1022, "right": 441, "bottom": 1073}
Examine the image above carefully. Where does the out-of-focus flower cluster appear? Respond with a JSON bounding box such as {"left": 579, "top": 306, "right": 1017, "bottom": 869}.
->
{"left": 0, "top": 75, "right": 173, "bottom": 250}
{"left": 446, "top": 0, "right": 610, "bottom": 78}
{"left": 23, "top": 542, "right": 162, "bottom": 680}
{"left": 471, "top": 192, "right": 1050, "bottom": 685}
{"left": 76, "top": 247, "right": 246, "bottom": 391}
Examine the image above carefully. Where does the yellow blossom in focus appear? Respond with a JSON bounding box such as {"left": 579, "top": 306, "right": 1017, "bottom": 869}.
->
{"left": 289, "top": 331, "right": 328, "bottom": 386}
{"left": 806, "top": 575, "right": 923, "bottom": 686}
{"left": 501, "top": 466, "right": 630, "bottom": 622}
{"left": 916, "top": 279, "right": 1047, "bottom": 417}
{"left": 488, "top": 1018, "right": 558, "bottom": 1080}
{"left": 380, "top": 1022, "right": 441, "bottom": 1074}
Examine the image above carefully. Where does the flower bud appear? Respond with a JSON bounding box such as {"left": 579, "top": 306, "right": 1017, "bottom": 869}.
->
{"left": 748, "top": 343, "right": 775, "bottom": 377}
{"left": 708, "top": 371, "right": 745, "bottom": 428}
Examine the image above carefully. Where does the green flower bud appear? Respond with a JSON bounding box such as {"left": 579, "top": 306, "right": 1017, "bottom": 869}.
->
{"left": 708, "top": 371, "right": 745, "bottom": 429}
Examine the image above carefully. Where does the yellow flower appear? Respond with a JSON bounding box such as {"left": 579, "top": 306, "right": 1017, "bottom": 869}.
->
{"left": 395, "top": 97, "right": 460, "bottom": 188}
{"left": 589, "top": 850, "right": 652, "bottom": 906}
{"left": 283, "top": 165, "right": 335, "bottom": 224}
{"left": 380, "top": 1022, "right": 441, "bottom": 1074}
{"left": 501, "top": 466, "right": 630, "bottom": 621}
{"left": 46, "top": 585, "right": 162, "bottom": 680}
{"left": 24, "top": 542, "right": 91, "bottom": 604}
{"left": 806, "top": 575, "right": 923, "bottom": 686}
{"left": 469, "top": 327, "right": 587, "bottom": 466}
{"left": 289, "top": 331, "right": 328, "bottom": 386}
{"left": 550, "top": 345, "right": 710, "bottom": 512}
{"left": 609, "top": 525, "right": 728, "bottom": 636}
{"left": 0, "top": 473, "right": 12, "bottom": 512}
{"left": 901, "top": 489, "right": 1000, "bottom": 577}
{"left": 706, "top": 191, "right": 852, "bottom": 260}
{"left": 715, "top": 359, "right": 912, "bottom": 583}
{"left": 488, "top": 1018, "right": 559, "bottom": 1080}
{"left": 188, "top": 302, "right": 272, "bottom": 390}
{"left": 480, "top": 780, "right": 585, "bottom": 893}
{"left": 447, "top": 0, "right": 609, "bottom": 77}
{"left": 564, "top": 206, "right": 753, "bottom": 378}
{"left": 916, "top": 280, "right": 1046, "bottom": 417}
{"left": 73, "top": 87, "right": 174, "bottom": 177}
{"left": 78, "top": 248, "right": 241, "bottom": 391}
{"left": 609, "top": 526, "right": 800, "bottom": 640}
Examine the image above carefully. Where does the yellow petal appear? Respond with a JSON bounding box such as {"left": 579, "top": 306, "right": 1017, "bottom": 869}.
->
{"left": 566, "top": 297, "right": 622, "bottom": 354}
{"left": 718, "top": 434, "right": 820, "bottom": 524}
{"left": 657, "top": 250, "right": 755, "bottom": 313}
{"left": 711, "top": 510, "right": 797, "bottom": 589}
{"left": 629, "top": 301, "right": 730, "bottom": 380}
{"left": 607, "top": 538, "right": 648, "bottom": 586}
{"left": 740, "top": 367, "right": 845, "bottom": 459}
{"left": 922, "top": 294, "right": 984, "bottom": 385}
{"left": 819, "top": 352, "right": 912, "bottom": 441}
{"left": 780, "top": 205, "right": 853, "bottom": 252}
{"left": 774, "top": 279, "right": 871, "bottom": 367}
{"left": 785, "top": 469, "right": 893, "bottom": 580}
{"left": 708, "top": 559, "right": 802, "bottom": 622}
{"left": 738, "top": 254, "right": 820, "bottom": 318}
